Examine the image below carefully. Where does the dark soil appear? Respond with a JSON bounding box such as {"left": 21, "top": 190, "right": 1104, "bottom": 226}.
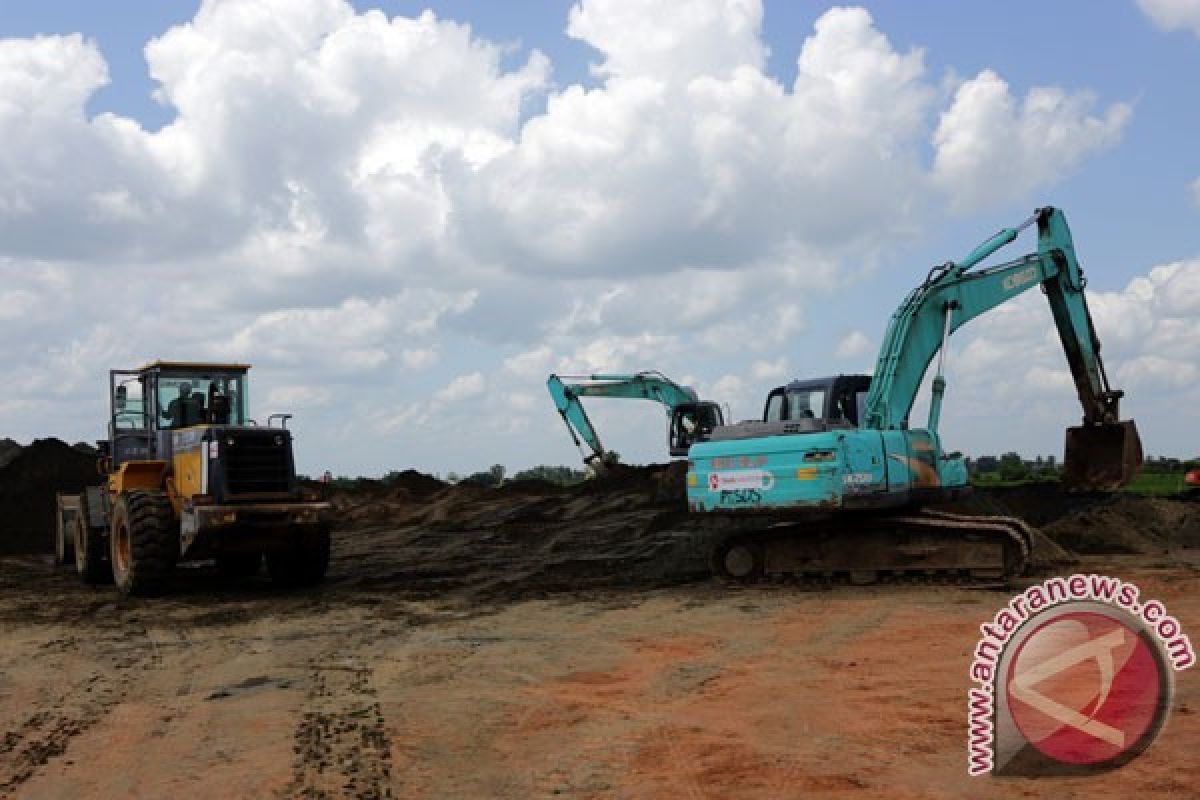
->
{"left": 6, "top": 446, "right": 1197, "bottom": 598}
{"left": 0, "top": 439, "right": 100, "bottom": 555}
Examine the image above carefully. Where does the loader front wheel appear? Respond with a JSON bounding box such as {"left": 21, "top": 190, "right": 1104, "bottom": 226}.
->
{"left": 266, "top": 525, "right": 330, "bottom": 588}
{"left": 110, "top": 490, "right": 178, "bottom": 597}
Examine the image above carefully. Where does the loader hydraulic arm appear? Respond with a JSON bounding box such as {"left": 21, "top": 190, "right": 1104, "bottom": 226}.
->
{"left": 547, "top": 372, "right": 715, "bottom": 468}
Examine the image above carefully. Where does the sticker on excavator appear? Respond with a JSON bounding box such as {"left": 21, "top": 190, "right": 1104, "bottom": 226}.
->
{"left": 708, "top": 470, "right": 775, "bottom": 492}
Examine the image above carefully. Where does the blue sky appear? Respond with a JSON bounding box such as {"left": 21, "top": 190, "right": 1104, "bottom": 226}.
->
{"left": 0, "top": 0, "right": 1197, "bottom": 475}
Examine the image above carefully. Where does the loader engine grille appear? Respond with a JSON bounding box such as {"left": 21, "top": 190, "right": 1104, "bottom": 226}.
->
{"left": 223, "top": 431, "right": 291, "bottom": 495}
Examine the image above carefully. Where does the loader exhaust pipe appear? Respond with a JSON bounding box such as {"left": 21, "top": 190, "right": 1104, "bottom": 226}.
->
{"left": 1061, "top": 420, "right": 1143, "bottom": 491}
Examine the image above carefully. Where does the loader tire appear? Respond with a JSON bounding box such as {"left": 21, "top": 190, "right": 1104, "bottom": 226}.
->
{"left": 74, "top": 515, "right": 111, "bottom": 585}
{"left": 266, "top": 525, "right": 330, "bottom": 588}
{"left": 110, "top": 490, "right": 178, "bottom": 597}
{"left": 55, "top": 508, "right": 76, "bottom": 566}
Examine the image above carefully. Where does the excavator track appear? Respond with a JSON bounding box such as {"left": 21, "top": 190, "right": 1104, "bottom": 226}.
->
{"left": 710, "top": 508, "right": 1034, "bottom": 587}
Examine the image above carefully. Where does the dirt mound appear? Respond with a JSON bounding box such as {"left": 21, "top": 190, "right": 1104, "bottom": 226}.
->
{"left": 331, "top": 463, "right": 705, "bottom": 601}
{"left": 325, "top": 466, "right": 1200, "bottom": 601}
{"left": 385, "top": 469, "right": 445, "bottom": 496}
{"left": 0, "top": 439, "right": 100, "bottom": 555}
{"left": 1041, "top": 495, "right": 1200, "bottom": 554}
{"left": 0, "top": 438, "right": 20, "bottom": 469}
{"left": 941, "top": 484, "right": 1200, "bottom": 556}
{"left": 973, "top": 483, "right": 1111, "bottom": 526}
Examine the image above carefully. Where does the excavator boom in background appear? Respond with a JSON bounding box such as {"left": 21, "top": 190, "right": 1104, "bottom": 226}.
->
{"left": 686, "top": 207, "right": 1143, "bottom": 585}
{"left": 547, "top": 371, "right": 725, "bottom": 471}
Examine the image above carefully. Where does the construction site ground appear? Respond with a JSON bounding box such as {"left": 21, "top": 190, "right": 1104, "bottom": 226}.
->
{"left": 1, "top": 461, "right": 1198, "bottom": 799}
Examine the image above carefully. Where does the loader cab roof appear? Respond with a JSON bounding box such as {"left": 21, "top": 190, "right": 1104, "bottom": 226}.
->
{"left": 133, "top": 361, "right": 251, "bottom": 375}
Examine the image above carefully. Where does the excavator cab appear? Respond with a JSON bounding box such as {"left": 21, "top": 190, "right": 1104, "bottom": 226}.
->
{"left": 669, "top": 401, "right": 725, "bottom": 456}
{"left": 762, "top": 376, "right": 871, "bottom": 427}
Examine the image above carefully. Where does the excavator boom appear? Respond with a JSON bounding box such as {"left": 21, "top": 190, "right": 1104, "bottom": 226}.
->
{"left": 863, "top": 207, "right": 1141, "bottom": 489}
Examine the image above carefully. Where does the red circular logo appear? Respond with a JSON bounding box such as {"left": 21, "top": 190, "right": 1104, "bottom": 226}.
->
{"left": 1005, "top": 610, "right": 1168, "bottom": 767}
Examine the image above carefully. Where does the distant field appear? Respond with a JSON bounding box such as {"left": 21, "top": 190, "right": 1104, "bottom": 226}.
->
{"left": 1123, "top": 471, "right": 1193, "bottom": 496}
{"left": 971, "top": 471, "right": 1193, "bottom": 496}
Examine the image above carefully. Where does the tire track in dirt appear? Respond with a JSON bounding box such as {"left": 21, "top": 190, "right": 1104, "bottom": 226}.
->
{"left": 283, "top": 657, "right": 393, "bottom": 799}
{"left": 0, "top": 630, "right": 166, "bottom": 798}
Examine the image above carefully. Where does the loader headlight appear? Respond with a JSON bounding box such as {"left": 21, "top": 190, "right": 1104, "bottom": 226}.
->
{"left": 226, "top": 437, "right": 235, "bottom": 447}
{"left": 273, "top": 435, "right": 283, "bottom": 446}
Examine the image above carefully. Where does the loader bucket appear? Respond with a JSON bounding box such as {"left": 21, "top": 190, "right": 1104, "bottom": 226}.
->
{"left": 1061, "top": 420, "right": 1143, "bottom": 491}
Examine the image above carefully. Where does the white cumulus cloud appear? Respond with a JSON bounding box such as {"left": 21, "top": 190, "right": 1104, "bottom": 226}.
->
{"left": 932, "top": 70, "right": 1130, "bottom": 211}
{"left": 0, "top": 0, "right": 1156, "bottom": 473}
{"left": 1137, "top": 0, "right": 1200, "bottom": 36}
{"left": 835, "top": 330, "right": 872, "bottom": 359}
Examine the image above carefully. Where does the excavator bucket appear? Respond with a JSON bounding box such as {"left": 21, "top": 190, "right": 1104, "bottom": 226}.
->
{"left": 1062, "top": 420, "right": 1143, "bottom": 490}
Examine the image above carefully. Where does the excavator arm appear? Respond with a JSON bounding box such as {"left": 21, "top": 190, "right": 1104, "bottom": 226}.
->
{"left": 862, "top": 206, "right": 1141, "bottom": 488}
{"left": 547, "top": 372, "right": 721, "bottom": 469}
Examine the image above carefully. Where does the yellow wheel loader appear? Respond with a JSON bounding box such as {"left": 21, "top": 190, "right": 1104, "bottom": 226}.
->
{"left": 57, "top": 361, "right": 331, "bottom": 596}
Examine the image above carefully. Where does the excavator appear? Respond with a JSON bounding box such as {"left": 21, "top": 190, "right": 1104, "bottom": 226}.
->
{"left": 547, "top": 372, "right": 725, "bottom": 471}
{"left": 686, "top": 207, "right": 1143, "bottom": 584}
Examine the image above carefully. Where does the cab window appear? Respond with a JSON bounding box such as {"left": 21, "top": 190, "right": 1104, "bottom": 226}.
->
{"left": 113, "top": 378, "right": 147, "bottom": 430}
{"left": 787, "top": 389, "right": 825, "bottom": 420}
{"left": 765, "top": 391, "right": 785, "bottom": 422}
{"left": 157, "top": 374, "right": 246, "bottom": 429}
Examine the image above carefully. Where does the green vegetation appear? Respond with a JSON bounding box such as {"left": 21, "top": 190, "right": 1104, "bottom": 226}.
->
{"left": 1122, "top": 470, "right": 1192, "bottom": 496}
{"left": 512, "top": 465, "right": 589, "bottom": 486}
{"left": 970, "top": 454, "right": 1197, "bottom": 496}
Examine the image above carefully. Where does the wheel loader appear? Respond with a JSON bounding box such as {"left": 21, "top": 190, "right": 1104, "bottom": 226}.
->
{"left": 56, "top": 361, "right": 332, "bottom": 596}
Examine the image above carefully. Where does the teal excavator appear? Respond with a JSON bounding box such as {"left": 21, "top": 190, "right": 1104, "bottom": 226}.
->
{"left": 547, "top": 372, "right": 725, "bottom": 471}
{"left": 685, "top": 207, "right": 1142, "bottom": 584}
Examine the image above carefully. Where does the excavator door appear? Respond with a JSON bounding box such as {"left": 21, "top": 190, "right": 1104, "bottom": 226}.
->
{"left": 1062, "top": 420, "right": 1143, "bottom": 490}
{"left": 670, "top": 402, "right": 725, "bottom": 457}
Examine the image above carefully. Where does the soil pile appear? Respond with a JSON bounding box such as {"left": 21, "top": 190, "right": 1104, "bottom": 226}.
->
{"left": 323, "top": 470, "right": 448, "bottom": 526}
{"left": 0, "top": 438, "right": 20, "bottom": 469}
{"left": 950, "top": 483, "right": 1200, "bottom": 556}
{"left": 0, "top": 439, "right": 99, "bottom": 555}
{"left": 332, "top": 463, "right": 705, "bottom": 602}
{"left": 1040, "top": 495, "right": 1200, "bottom": 554}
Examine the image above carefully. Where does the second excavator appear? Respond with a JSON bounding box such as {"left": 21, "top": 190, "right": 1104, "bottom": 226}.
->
{"left": 548, "top": 372, "right": 725, "bottom": 471}
{"left": 686, "top": 207, "right": 1142, "bottom": 584}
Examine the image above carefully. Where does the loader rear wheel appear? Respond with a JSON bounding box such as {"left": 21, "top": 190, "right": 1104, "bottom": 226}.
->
{"left": 74, "top": 516, "right": 111, "bottom": 585}
{"left": 266, "top": 525, "right": 330, "bottom": 588}
{"left": 110, "top": 490, "right": 178, "bottom": 597}
{"left": 55, "top": 508, "right": 76, "bottom": 566}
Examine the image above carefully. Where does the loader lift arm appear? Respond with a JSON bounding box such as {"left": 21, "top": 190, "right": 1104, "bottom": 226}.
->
{"left": 862, "top": 206, "right": 1141, "bottom": 487}
{"left": 547, "top": 372, "right": 724, "bottom": 469}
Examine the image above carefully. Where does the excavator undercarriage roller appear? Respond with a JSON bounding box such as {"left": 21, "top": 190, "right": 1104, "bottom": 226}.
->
{"left": 710, "top": 508, "right": 1034, "bottom": 587}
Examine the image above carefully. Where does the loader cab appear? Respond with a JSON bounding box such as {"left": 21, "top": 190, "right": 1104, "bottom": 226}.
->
{"left": 763, "top": 375, "right": 871, "bottom": 427}
{"left": 668, "top": 401, "right": 726, "bottom": 456}
{"left": 108, "top": 362, "right": 250, "bottom": 468}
